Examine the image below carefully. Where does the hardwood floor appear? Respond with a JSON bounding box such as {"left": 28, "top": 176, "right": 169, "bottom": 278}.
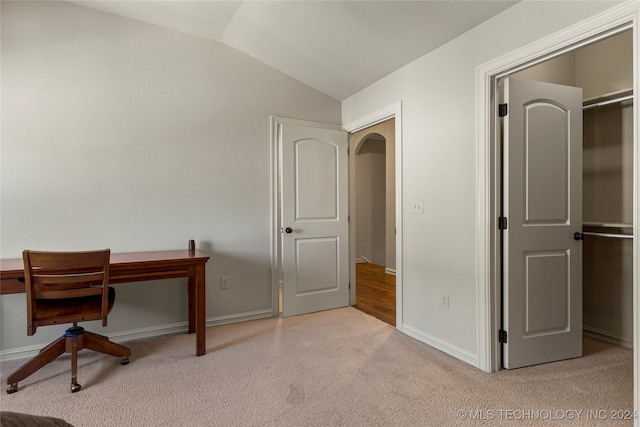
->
{"left": 354, "top": 262, "right": 396, "bottom": 326}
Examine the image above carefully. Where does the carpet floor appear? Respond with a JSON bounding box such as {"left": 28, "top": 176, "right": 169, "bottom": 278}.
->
{"left": 0, "top": 307, "right": 634, "bottom": 426}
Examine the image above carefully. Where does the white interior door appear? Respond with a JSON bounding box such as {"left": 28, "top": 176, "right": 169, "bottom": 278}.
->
{"left": 278, "top": 118, "right": 349, "bottom": 317}
{"left": 502, "top": 77, "right": 583, "bottom": 369}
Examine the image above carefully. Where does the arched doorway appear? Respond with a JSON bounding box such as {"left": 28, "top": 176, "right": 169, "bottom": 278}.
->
{"left": 350, "top": 119, "right": 396, "bottom": 325}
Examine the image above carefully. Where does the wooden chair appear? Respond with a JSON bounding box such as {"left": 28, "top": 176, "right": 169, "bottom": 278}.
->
{"left": 6, "top": 250, "right": 130, "bottom": 394}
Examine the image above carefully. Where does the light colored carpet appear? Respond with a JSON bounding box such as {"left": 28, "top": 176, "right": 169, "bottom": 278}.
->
{"left": 0, "top": 307, "right": 634, "bottom": 426}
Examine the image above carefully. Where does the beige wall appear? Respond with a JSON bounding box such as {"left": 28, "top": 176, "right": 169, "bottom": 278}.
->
{"left": 576, "top": 31, "right": 634, "bottom": 100}
{"left": 512, "top": 52, "right": 577, "bottom": 87}
{"left": 355, "top": 137, "right": 386, "bottom": 265}
{"left": 583, "top": 98, "right": 634, "bottom": 225}
{"left": 512, "top": 30, "right": 633, "bottom": 97}
{"left": 342, "top": 1, "right": 629, "bottom": 360}
{"left": 0, "top": 1, "right": 341, "bottom": 355}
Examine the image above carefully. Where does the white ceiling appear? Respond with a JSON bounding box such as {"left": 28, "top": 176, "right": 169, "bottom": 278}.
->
{"left": 68, "top": 1, "right": 519, "bottom": 100}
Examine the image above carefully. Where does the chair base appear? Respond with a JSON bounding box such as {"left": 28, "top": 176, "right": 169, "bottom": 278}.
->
{"left": 5, "top": 326, "right": 130, "bottom": 394}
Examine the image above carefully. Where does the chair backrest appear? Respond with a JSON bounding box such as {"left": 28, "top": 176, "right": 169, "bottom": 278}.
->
{"left": 23, "top": 249, "right": 111, "bottom": 335}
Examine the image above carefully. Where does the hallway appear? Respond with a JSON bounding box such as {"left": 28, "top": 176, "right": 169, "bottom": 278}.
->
{"left": 354, "top": 262, "right": 396, "bottom": 326}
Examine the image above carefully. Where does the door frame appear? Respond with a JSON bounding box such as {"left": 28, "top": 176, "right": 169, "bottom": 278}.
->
{"left": 344, "top": 101, "right": 403, "bottom": 328}
{"left": 270, "top": 106, "right": 403, "bottom": 323}
{"left": 475, "top": 0, "right": 638, "bottom": 413}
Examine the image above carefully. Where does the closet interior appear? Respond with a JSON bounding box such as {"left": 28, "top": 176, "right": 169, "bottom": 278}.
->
{"left": 513, "top": 29, "right": 634, "bottom": 348}
{"left": 583, "top": 88, "right": 634, "bottom": 348}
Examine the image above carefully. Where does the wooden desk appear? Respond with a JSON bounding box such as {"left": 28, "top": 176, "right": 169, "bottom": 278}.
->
{"left": 0, "top": 250, "right": 210, "bottom": 356}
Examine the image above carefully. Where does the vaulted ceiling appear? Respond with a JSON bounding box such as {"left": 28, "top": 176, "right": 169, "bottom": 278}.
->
{"left": 68, "top": 1, "right": 519, "bottom": 100}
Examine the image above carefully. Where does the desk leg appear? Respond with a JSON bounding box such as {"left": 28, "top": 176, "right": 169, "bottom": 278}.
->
{"left": 188, "top": 272, "right": 196, "bottom": 335}
{"left": 195, "top": 262, "right": 206, "bottom": 356}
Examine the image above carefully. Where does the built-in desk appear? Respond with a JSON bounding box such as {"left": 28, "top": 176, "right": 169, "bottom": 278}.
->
{"left": 0, "top": 250, "right": 210, "bottom": 356}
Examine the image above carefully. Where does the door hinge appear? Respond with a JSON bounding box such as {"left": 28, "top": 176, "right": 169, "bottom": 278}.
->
{"left": 499, "top": 329, "right": 508, "bottom": 343}
{"left": 499, "top": 103, "right": 508, "bottom": 117}
{"left": 349, "top": 282, "right": 351, "bottom": 290}
{"left": 498, "top": 217, "right": 508, "bottom": 230}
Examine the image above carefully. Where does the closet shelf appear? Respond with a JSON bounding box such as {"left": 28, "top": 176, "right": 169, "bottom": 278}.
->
{"left": 583, "top": 88, "right": 633, "bottom": 109}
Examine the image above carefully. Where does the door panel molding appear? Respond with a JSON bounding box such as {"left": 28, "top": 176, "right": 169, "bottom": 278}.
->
{"left": 523, "top": 101, "right": 571, "bottom": 225}
{"left": 523, "top": 250, "right": 570, "bottom": 336}
{"left": 294, "top": 138, "right": 339, "bottom": 220}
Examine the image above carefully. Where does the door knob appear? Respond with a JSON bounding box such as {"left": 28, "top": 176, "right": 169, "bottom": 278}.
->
{"left": 285, "top": 227, "right": 293, "bottom": 234}
{"left": 573, "top": 232, "right": 585, "bottom": 241}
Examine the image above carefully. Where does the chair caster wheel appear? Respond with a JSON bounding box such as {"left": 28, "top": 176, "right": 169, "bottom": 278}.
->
{"left": 71, "top": 382, "right": 81, "bottom": 393}
{"left": 6, "top": 383, "right": 18, "bottom": 394}
{"left": 121, "top": 357, "right": 129, "bottom": 365}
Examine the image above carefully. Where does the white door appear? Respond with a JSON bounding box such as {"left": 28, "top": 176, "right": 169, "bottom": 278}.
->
{"left": 278, "top": 118, "right": 349, "bottom": 317}
{"left": 502, "top": 78, "right": 583, "bottom": 369}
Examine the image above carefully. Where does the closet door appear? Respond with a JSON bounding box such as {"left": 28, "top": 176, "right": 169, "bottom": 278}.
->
{"left": 502, "top": 78, "right": 583, "bottom": 369}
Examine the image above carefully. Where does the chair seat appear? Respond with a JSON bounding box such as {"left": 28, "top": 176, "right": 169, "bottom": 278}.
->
{"left": 34, "top": 287, "right": 115, "bottom": 324}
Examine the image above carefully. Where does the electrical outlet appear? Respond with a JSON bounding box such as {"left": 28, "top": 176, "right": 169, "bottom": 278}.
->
{"left": 440, "top": 293, "right": 449, "bottom": 309}
{"left": 412, "top": 200, "right": 424, "bottom": 214}
{"left": 220, "top": 276, "right": 229, "bottom": 290}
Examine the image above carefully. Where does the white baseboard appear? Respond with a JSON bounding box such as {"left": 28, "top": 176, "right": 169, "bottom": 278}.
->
{"left": 0, "top": 309, "right": 274, "bottom": 362}
{"left": 207, "top": 309, "right": 273, "bottom": 327}
{"left": 385, "top": 268, "right": 396, "bottom": 276}
{"left": 401, "top": 324, "right": 478, "bottom": 368}
{"left": 583, "top": 326, "right": 633, "bottom": 349}
{"left": 0, "top": 343, "right": 62, "bottom": 363}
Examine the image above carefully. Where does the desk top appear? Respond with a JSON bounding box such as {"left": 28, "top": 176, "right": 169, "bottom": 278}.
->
{"left": 1, "top": 250, "right": 210, "bottom": 286}
{"left": 1, "top": 249, "right": 210, "bottom": 356}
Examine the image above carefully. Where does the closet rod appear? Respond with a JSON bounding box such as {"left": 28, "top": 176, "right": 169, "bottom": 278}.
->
{"left": 583, "top": 93, "right": 633, "bottom": 110}
{"left": 583, "top": 231, "right": 633, "bottom": 239}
